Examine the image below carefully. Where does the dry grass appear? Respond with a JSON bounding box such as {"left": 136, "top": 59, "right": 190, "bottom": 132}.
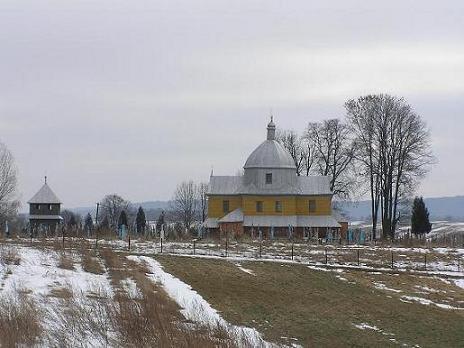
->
{"left": 81, "top": 249, "right": 105, "bottom": 275}
{"left": 157, "top": 255, "right": 464, "bottom": 348}
{"left": 57, "top": 251, "right": 75, "bottom": 270}
{"left": 0, "top": 292, "right": 43, "bottom": 347}
{"left": 0, "top": 245, "right": 21, "bottom": 266}
{"left": 101, "top": 248, "right": 236, "bottom": 347}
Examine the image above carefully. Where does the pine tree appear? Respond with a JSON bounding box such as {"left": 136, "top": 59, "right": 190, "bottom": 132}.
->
{"left": 411, "top": 197, "right": 432, "bottom": 236}
{"left": 118, "top": 210, "right": 128, "bottom": 228}
{"left": 136, "top": 206, "right": 146, "bottom": 234}
{"left": 156, "top": 211, "right": 165, "bottom": 233}
{"left": 84, "top": 213, "right": 93, "bottom": 233}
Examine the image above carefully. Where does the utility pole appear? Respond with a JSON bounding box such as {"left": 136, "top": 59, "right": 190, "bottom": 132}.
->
{"left": 95, "top": 202, "right": 100, "bottom": 249}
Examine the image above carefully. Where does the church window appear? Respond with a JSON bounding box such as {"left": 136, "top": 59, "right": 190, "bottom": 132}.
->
{"left": 36, "top": 204, "right": 40, "bottom": 210}
{"left": 309, "top": 200, "right": 317, "bottom": 213}
{"left": 49, "top": 204, "right": 53, "bottom": 211}
{"left": 223, "top": 200, "right": 230, "bottom": 214}
{"left": 265, "top": 173, "right": 273, "bottom": 184}
{"left": 256, "top": 201, "right": 264, "bottom": 213}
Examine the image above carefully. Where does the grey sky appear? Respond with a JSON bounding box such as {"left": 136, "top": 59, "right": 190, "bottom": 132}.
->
{"left": 1, "top": 1, "right": 463, "bottom": 209}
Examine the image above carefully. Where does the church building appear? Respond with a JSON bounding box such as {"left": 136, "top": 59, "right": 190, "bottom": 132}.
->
{"left": 205, "top": 118, "right": 342, "bottom": 239}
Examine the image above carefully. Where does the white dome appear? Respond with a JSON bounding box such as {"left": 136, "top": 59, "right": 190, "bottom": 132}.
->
{"left": 244, "top": 139, "right": 296, "bottom": 169}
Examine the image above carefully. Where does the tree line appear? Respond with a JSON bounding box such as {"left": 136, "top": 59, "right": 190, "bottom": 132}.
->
{"left": 0, "top": 94, "right": 435, "bottom": 240}
{"left": 276, "top": 94, "right": 434, "bottom": 239}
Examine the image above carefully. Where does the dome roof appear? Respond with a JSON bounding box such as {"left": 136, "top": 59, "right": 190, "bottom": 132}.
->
{"left": 244, "top": 119, "right": 296, "bottom": 169}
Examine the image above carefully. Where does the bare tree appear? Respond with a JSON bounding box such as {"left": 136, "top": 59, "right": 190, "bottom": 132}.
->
{"left": 171, "top": 181, "right": 198, "bottom": 231}
{"left": 0, "top": 142, "right": 19, "bottom": 225}
{"left": 197, "top": 182, "right": 208, "bottom": 223}
{"left": 305, "top": 119, "right": 357, "bottom": 199}
{"left": 276, "top": 129, "right": 313, "bottom": 176}
{"left": 99, "top": 194, "right": 132, "bottom": 231}
{"left": 346, "top": 95, "right": 434, "bottom": 239}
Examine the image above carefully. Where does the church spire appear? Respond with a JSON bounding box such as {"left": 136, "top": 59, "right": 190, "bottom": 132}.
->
{"left": 267, "top": 115, "right": 276, "bottom": 140}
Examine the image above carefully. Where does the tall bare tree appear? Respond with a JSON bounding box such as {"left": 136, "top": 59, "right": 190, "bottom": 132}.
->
{"left": 305, "top": 119, "right": 357, "bottom": 199}
{"left": 197, "top": 182, "right": 208, "bottom": 223}
{"left": 0, "top": 142, "right": 19, "bottom": 225}
{"left": 346, "top": 94, "right": 434, "bottom": 239}
{"left": 171, "top": 181, "right": 198, "bottom": 231}
{"left": 276, "top": 129, "right": 313, "bottom": 176}
{"left": 99, "top": 194, "right": 132, "bottom": 231}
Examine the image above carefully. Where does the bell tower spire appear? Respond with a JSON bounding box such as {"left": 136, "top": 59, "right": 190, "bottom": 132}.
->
{"left": 267, "top": 115, "right": 276, "bottom": 140}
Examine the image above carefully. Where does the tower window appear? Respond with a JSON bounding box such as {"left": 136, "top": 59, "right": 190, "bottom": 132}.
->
{"left": 223, "top": 200, "right": 230, "bottom": 214}
{"left": 256, "top": 201, "right": 263, "bottom": 213}
{"left": 309, "top": 200, "right": 317, "bottom": 213}
{"left": 49, "top": 204, "right": 53, "bottom": 211}
{"left": 266, "top": 173, "right": 273, "bottom": 184}
{"left": 275, "top": 201, "right": 282, "bottom": 213}
{"left": 36, "top": 204, "right": 40, "bottom": 210}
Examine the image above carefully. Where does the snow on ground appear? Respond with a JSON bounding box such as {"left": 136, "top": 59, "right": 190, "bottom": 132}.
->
{"left": 128, "top": 255, "right": 286, "bottom": 348}
{"left": 234, "top": 263, "right": 256, "bottom": 276}
{"left": 352, "top": 323, "right": 419, "bottom": 347}
{"left": 453, "top": 279, "right": 464, "bottom": 289}
{"left": 0, "top": 245, "right": 114, "bottom": 346}
{"left": 373, "top": 282, "right": 403, "bottom": 293}
{"left": 400, "top": 296, "right": 464, "bottom": 310}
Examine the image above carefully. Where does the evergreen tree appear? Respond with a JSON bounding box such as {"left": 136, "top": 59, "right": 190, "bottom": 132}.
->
{"left": 84, "top": 213, "right": 93, "bottom": 233}
{"left": 136, "top": 206, "right": 146, "bottom": 234}
{"left": 69, "top": 214, "right": 77, "bottom": 228}
{"left": 156, "top": 211, "right": 165, "bottom": 233}
{"left": 118, "top": 210, "right": 128, "bottom": 228}
{"left": 411, "top": 197, "right": 432, "bottom": 236}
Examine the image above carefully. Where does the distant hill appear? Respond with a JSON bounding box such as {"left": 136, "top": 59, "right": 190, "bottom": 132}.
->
{"left": 339, "top": 196, "right": 464, "bottom": 222}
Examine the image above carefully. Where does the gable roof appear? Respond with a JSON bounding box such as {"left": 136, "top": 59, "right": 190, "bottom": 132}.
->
{"left": 28, "top": 183, "right": 62, "bottom": 204}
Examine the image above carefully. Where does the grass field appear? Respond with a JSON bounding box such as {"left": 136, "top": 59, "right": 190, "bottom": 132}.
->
{"left": 157, "top": 255, "right": 464, "bottom": 348}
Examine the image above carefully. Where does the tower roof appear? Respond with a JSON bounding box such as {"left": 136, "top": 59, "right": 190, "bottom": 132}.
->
{"left": 244, "top": 118, "right": 296, "bottom": 169}
{"left": 28, "top": 181, "right": 62, "bottom": 204}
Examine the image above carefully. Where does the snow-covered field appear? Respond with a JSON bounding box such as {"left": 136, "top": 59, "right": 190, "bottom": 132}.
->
{"left": 0, "top": 241, "right": 462, "bottom": 347}
{"left": 0, "top": 243, "right": 281, "bottom": 347}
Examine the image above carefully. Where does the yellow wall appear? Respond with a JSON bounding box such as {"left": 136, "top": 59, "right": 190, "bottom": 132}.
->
{"left": 296, "top": 196, "right": 332, "bottom": 215}
{"left": 208, "top": 195, "right": 242, "bottom": 218}
{"left": 207, "top": 194, "right": 332, "bottom": 218}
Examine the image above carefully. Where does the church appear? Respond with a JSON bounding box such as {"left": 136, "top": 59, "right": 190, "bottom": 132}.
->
{"left": 205, "top": 118, "right": 342, "bottom": 240}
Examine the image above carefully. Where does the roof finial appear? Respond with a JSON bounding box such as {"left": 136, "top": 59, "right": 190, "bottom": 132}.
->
{"left": 45, "top": 176, "right": 47, "bottom": 184}
{"left": 267, "top": 114, "right": 276, "bottom": 140}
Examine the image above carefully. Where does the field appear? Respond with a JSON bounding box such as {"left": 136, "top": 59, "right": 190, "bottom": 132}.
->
{"left": 0, "top": 238, "right": 463, "bottom": 347}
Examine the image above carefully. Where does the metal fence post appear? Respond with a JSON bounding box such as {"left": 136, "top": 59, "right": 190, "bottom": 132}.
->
{"left": 357, "top": 249, "right": 360, "bottom": 266}
{"left": 391, "top": 250, "right": 394, "bottom": 269}
{"left": 325, "top": 247, "right": 328, "bottom": 265}
{"left": 160, "top": 237, "right": 163, "bottom": 254}
{"left": 424, "top": 253, "right": 427, "bottom": 271}
{"left": 291, "top": 241, "right": 294, "bottom": 261}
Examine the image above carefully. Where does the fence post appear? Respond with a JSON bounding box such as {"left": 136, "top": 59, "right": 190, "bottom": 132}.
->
{"left": 259, "top": 239, "right": 262, "bottom": 258}
{"left": 225, "top": 233, "right": 228, "bottom": 258}
{"left": 128, "top": 232, "right": 131, "bottom": 252}
{"left": 160, "top": 237, "right": 163, "bottom": 254}
{"left": 424, "top": 253, "right": 427, "bottom": 271}
{"left": 291, "top": 241, "right": 294, "bottom": 261}
{"left": 391, "top": 250, "right": 394, "bottom": 269}
{"left": 357, "top": 249, "right": 360, "bottom": 266}
{"left": 193, "top": 239, "right": 196, "bottom": 255}
{"left": 325, "top": 247, "right": 328, "bottom": 265}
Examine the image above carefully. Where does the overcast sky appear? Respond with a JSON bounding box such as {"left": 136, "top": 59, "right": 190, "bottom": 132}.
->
{"left": 1, "top": 1, "right": 463, "bottom": 209}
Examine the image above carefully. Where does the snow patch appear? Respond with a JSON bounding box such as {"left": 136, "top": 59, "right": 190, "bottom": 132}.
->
{"left": 128, "top": 255, "right": 283, "bottom": 347}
